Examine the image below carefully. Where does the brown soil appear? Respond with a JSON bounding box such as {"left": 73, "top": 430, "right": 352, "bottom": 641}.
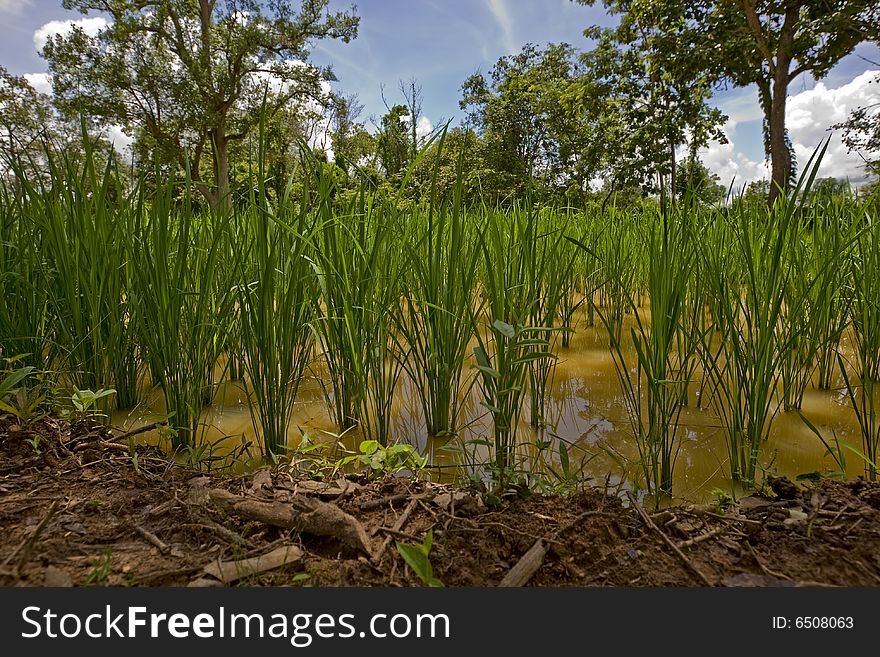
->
{"left": 3, "top": 414, "right": 880, "bottom": 587}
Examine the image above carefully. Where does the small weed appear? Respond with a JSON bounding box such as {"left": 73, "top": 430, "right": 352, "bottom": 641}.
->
{"left": 84, "top": 548, "right": 113, "bottom": 586}
{"left": 710, "top": 488, "right": 735, "bottom": 513}
{"left": 395, "top": 529, "right": 443, "bottom": 587}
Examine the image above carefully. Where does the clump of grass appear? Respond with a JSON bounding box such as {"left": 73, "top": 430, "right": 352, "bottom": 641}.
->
{"left": 472, "top": 205, "right": 555, "bottom": 489}
{"left": 0, "top": 179, "right": 53, "bottom": 371}
{"left": 126, "top": 167, "right": 240, "bottom": 448}
{"left": 397, "top": 196, "right": 480, "bottom": 438}
{"left": 576, "top": 208, "right": 700, "bottom": 504}
{"left": 840, "top": 213, "right": 880, "bottom": 479}
{"left": 699, "top": 146, "right": 826, "bottom": 485}
{"left": 237, "top": 146, "right": 317, "bottom": 456}
{"left": 18, "top": 143, "right": 140, "bottom": 410}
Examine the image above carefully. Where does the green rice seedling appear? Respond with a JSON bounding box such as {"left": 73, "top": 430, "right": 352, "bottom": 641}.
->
{"left": 362, "top": 205, "right": 406, "bottom": 447}
{"left": 594, "top": 206, "right": 639, "bottom": 342}
{"left": 574, "top": 209, "right": 700, "bottom": 504}
{"left": 778, "top": 217, "right": 821, "bottom": 411}
{"left": 397, "top": 167, "right": 481, "bottom": 438}
{"left": 699, "top": 146, "right": 826, "bottom": 485}
{"left": 0, "top": 180, "right": 53, "bottom": 370}
{"left": 839, "top": 214, "right": 880, "bottom": 479}
{"left": 778, "top": 204, "right": 850, "bottom": 410}
{"left": 311, "top": 178, "right": 393, "bottom": 437}
{"left": 811, "top": 207, "right": 857, "bottom": 391}
{"left": 472, "top": 205, "right": 555, "bottom": 488}
{"left": 556, "top": 218, "right": 588, "bottom": 348}
{"left": 527, "top": 208, "right": 571, "bottom": 429}
{"left": 24, "top": 144, "right": 140, "bottom": 410}
{"left": 127, "top": 168, "right": 240, "bottom": 449}
{"left": 236, "top": 150, "right": 317, "bottom": 456}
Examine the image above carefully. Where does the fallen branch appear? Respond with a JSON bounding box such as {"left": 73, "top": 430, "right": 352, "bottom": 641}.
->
{"left": 112, "top": 420, "right": 169, "bottom": 442}
{"left": 359, "top": 494, "right": 410, "bottom": 511}
{"left": 207, "top": 488, "right": 372, "bottom": 555}
{"left": 3, "top": 499, "right": 61, "bottom": 576}
{"left": 498, "top": 539, "right": 548, "bottom": 587}
{"left": 676, "top": 527, "right": 724, "bottom": 549}
{"left": 628, "top": 492, "right": 714, "bottom": 587}
{"left": 201, "top": 545, "right": 303, "bottom": 585}
{"left": 131, "top": 523, "right": 170, "bottom": 554}
{"left": 179, "top": 520, "right": 256, "bottom": 549}
{"left": 373, "top": 497, "right": 419, "bottom": 564}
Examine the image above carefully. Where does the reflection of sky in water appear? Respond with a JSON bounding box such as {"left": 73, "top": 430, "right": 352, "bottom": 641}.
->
{"left": 113, "top": 313, "right": 871, "bottom": 505}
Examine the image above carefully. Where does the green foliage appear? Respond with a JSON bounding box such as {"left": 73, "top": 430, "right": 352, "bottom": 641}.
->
{"left": 460, "top": 43, "right": 602, "bottom": 203}
{"left": 43, "top": 0, "right": 359, "bottom": 211}
{"left": 582, "top": 0, "right": 877, "bottom": 204}
{"left": 66, "top": 387, "right": 118, "bottom": 422}
{"left": 0, "top": 362, "right": 48, "bottom": 426}
{"left": 355, "top": 440, "right": 427, "bottom": 478}
{"left": 395, "top": 529, "right": 443, "bottom": 587}
{"left": 578, "top": 1, "right": 727, "bottom": 205}
{"left": 84, "top": 547, "right": 113, "bottom": 586}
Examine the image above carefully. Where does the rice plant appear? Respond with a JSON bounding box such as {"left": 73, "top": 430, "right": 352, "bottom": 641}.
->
{"left": 236, "top": 155, "right": 317, "bottom": 456}
{"left": 472, "top": 205, "right": 555, "bottom": 488}
{"left": 15, "top": 146, "right": 139, "bottom": 411}
{"left": 311, "top": 179, "right": 397, "bottom": 440}
{"left": 398, "top": 199, "right": 480, "bottom": 437}
{"left": 576, "top": 208, "right": 700, "bottom": 504}
{"left": 0, "top": 178, "right": 53, "bottom": 371}
{"left": 699, "top": 147, "right": 826, "bottom": 485}
{"left": 840, "top": 214, "right": 880, "bottom": 479}
{"left": 126, "top": 168, "right": 240, "bottom": 448}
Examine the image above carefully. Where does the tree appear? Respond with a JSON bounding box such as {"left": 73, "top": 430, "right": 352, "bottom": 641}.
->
{"left": 330, "top": 93, "right": 376, "bottom": 173}
{"left": 376, "top": 104, "right": 411, "bottom": 178}
{"left": 583, "top": 1, "right": 879, "bottom": 205}
{"left": 0, "top": 66, "right": 57, "bottom": 165}
{"left": 578, "top": 3, "right": 727, "bottom": 211}
{"left": 460, "top": 43, "right": 603, "bottom": 202}
{"left": 43, "top": 0, "right": 358, "bottom": 212}
{"left": 676, "top": 156, "right": 726, "bottom": 205}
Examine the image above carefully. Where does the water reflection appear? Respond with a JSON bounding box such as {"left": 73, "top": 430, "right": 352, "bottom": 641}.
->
{"left": 113, "top": 312, "right": 869, "bottom": 504}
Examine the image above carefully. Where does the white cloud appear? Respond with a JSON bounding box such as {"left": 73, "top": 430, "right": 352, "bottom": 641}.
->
{"left": 696, "top": 122, "right": 770, "bottom": 192}
{"left": 416, "top": 115, "right": 434, "bottom": 141}
{"left": 400, "top": 114, "right": 435, "bottom": 145}
{"left": 33, "top": 17, "right": 109, "bottom": 52}
{"left": 23, "top": 72, "right": 52, "bottom": 95}
{"left": 0, "top": 0, "right": 32, "bottom": 14}
{"left": 787, "top": 69, "right": 879, "bottom": 184}
{"left": 486, "top": 0, "right": 516, "bottom": 55}
{"left": 699, "top": 70, "right": 879, "bottom": 191}
{"left": 105, "top": 124, "right": 133, "bottom": 156}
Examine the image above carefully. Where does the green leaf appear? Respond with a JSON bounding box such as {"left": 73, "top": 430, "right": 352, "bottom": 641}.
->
{"left": 493, "top": 320, "right": 516, "bottom": 339}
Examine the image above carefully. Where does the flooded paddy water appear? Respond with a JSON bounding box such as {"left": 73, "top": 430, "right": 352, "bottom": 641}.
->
{"left": 111, "top": 306, "right": 868, "bottom": 506}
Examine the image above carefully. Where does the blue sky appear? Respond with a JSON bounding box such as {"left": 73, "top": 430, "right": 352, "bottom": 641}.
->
{"left": 2, "top": 0, "right": 878, "bottom": 187}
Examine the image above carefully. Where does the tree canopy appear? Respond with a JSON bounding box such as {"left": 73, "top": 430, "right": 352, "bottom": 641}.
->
{"left": 43, "top": 0, "right": 359, "bottom": 211}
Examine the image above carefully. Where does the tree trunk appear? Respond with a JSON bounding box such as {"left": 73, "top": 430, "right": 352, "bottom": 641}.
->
{"left": 211, "top": 127, "right": 232, "bottom": 215}
{"left": 767, "top": 73, "right": 790, "bottom": 207}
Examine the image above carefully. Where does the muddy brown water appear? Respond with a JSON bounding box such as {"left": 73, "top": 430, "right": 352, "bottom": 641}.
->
{"left": 112, "top": 312, "right": 869, "bottom": 506}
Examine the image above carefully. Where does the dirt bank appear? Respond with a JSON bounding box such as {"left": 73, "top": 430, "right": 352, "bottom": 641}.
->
{"left": 2, "top": 414, "right": 879, "bottom": 587}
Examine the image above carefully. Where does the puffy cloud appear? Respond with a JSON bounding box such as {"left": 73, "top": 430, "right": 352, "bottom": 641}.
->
{"left": 696, "top": 122, "right": 770, "bottom": 192}
{"left": 699, "top": 70, "right": 879, "bottom": 191}
{"left": 787, "top": 69, "right": 878, "bottom": 184}
{"left": 0, "top": 0, "right": 31, "bottom": 14}
{"left": 105, "top": 124, "right": 133, "bottom": 156}
{"left": 33, "top": 17, "right": 109, "bottom": 53}
{"left": 400, "top": 114, "right": 435, "bottom": 145}
{"left": 23, "top": 72, "right": 52, "bottom": 95}
{"left": 416, "top": 115, "right": 434, "bottom": 141}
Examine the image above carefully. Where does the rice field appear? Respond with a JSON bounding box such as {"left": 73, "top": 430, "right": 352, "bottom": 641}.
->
{"left": 2, "top": 145, "right": 879, "bottom": 508}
